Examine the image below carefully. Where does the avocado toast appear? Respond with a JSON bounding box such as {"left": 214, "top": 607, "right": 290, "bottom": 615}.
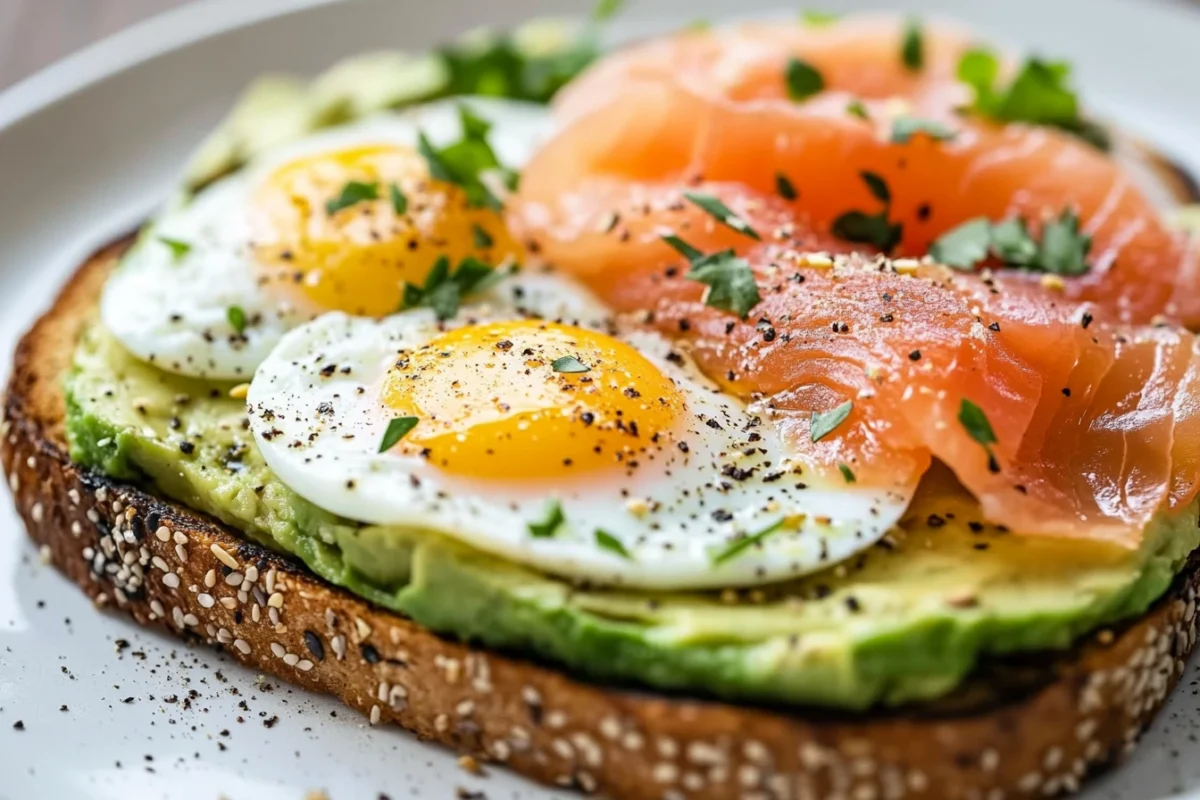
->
{"left": 9, "top": 13, "right": 1200, "bottom": 800}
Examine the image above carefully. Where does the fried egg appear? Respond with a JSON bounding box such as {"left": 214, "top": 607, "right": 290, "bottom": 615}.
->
{"left": 101, "top": 97, "right": 551, "bottom": 380}
{"left": 246, "top": 274, "right": 916, "bottom": 589}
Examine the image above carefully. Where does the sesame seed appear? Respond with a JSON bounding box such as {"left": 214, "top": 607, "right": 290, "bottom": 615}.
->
{"left": 283, "top": 653, "right": 299, "bottom": 666}
{"left": 162, "top": 572, "right": 180, "bottom": 589}
{"left": 297, "top": 659, "right": 314, "bottom": 672}
{"left": 175, "top": 543, "right": 188, "bottom": 562}
{"left": 31, "top": 502, "right": 43, "bottom": 522}
{"left": 268, "top": 592, "right": 284, "bottom": 608}
{"left": 182, "top": 613, "right": 199, "bottom": 627}
{"left": 369, "top": 705, "right": 381, "bottom": 725}
{"left": 155, "top": 526, "right": 170, "bottom": 542}
{"left": 197, "top": 593, "right": 215, "bottom": 609}
{"left": 229, "top": 383, "right": 250, "bottom": 399}
{"left": 220, "top": 596, "right": 237, "bottom": 610}
{"left": 233, "top": 638, "right": 251, "bottom": 655}
{"left": 210, "top": 543, "right": 238, "bottom": 569}
{"left": 271, "top": 643, "right": 286, "bottom": 658}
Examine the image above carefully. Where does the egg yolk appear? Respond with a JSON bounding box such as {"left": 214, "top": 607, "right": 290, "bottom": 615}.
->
{"left": 250, "top": 144, "right": 522, "bottom": 317}
{"left": 379, "top": 321, "right": 687, "bottom": 480}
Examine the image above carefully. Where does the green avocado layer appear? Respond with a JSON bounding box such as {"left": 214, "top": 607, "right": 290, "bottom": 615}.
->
{"left": 65, "top": 320, "right": 1200, "bottom": 710}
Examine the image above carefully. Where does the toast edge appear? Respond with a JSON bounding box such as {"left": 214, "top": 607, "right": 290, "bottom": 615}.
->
{"left": 3, "top": 242, "right": 1200, "bottom": 799}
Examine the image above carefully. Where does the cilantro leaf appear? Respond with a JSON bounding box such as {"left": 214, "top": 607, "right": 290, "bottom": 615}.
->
{"left": 688, "top": 251, "right": 762, "bottom": 318}
{"left": 594, "top": 529, "right": 632, "bottom": 559}
{"left": 551, "top": 355, "right": 590, "bottom": 373}
{"left": 988, "top": 217, "right": 1038, "bottom": 266}
{"left": 226, "top": 305, "right": 247, "bottom": 335}
{"left": 416, "top": 107, "right": 513, "bottom": 210}
{"left": 861, "top": 171, "right": 891, "bottom": 204}
{"left": 785, "top": 57, "right": 825, "bottom": 101}
{"left": 325, "top": 181, "right": 379, "bottom": 215}
{"left": 801, "top": 9, "right": 839, "bottom": 26}
{"left": 528, "top": 500, "right": 565, "bottom": 538}
{"left": 472, "top": 224, "right": 494, "bottom": 249}
{"left": 592, "top": 0, "right": 625, "bottom": 22}
{"left": 683, "top": 191, "right": 761, "bottom": 240}
{"left": 890, "top": 116, "right": 956, "bottom": 144}
{"left": 400, "top": 255, "right": 498, "bottom": 320}
{"left": 662, "top": 234, "right": 705, "bottom": 262}
{"left": 158, "top": 236, "right": 192, "bottom": 261}
{"left": 710, "top": 518, "right": 787, "bottom": 566}
{"left": 810, "top": 401, "right": 853, "bottom": 443}
{"left": 390, "top": 183, "right": 408, "bottom": 215}
{"left": 901, "top": 19, "right": 924, "bottom": 72}
{"left": 846, "top": 99, "right": 870, "bottom": 120}
{"left": 929, "top": 218, "right": 992, "bottom": 269}
{"left": 838, "top": 463, "right": 857, "bottom": 483}
{"left": 1037, "top": 209, "right": 1092, "bottom": 276}
{"left": 958, "top": 399, "right": 997, "bottom": 446}
{"left": 956, "top": 49, "right": 1110, "bottom": 151}
{"left": 832, "top": 211, "right": 903, "bottom": 253}
{"left": 775, "top": 172, "right": 798, "bottom": 200}
{"left": 378, "top": 417, "right": 419, "bottom": 453}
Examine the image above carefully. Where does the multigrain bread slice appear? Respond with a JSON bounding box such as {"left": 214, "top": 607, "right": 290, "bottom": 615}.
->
{"left": 4, "top": 241, "right": 1200, "bottom": 800}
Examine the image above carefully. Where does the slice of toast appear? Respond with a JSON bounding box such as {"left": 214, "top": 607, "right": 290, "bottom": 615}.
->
{"left": 4, "top": 240, "right": 1199, "bottom": 800}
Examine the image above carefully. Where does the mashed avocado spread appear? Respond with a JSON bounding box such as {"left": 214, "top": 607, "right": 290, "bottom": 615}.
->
{"left": 66, "top": 321, "right": 1200, "bottom": 710}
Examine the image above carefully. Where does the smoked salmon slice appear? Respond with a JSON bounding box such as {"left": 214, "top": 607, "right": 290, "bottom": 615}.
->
{"left": 509, "top": 16, "right": 1200, "bottom": 546}
{"left": 515, "top": 16, "right": 1200, "bottom": 327}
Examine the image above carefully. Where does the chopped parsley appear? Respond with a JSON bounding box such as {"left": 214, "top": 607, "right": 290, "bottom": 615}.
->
{"left": 226, "top": 305, "right": 246, "bottom": 335}
{"left": 325, "top": 180, "right": 379, "bottom": 215}
{"left": 594, "top": 529, "right": 632, "bottom": 559}
{"left": 592, "top": 0, "right": 625, "bottom": 22}
{"left": 662, "top": 234, "right": 705, "bottom": 262}
{"left": 684, "top": 191, "right": 761, "bottom": 240}
{"left": 158, "top": 236, "right": 192, "bottom": 261}
{"left": 810, "top": 401, "right": 853, "bottom": 443}
{"left": 831, "top": 171, "right": 903, "bottom": 252}
{"left": 472, "top": 224, "right": 494, "bottom": 249}
{"left": 958, "top": 399, "right": 999, "bottom": 471}
{"left": 800, "top": 9, "right": 839, "bottom": 26}
{"left": 785, "top": 57, "right": 825, "bottom": 102}
{"left": 929, "top": 209, "right": 1092, "bottom": 274}
{"left": 956, "top": 49, "right": 1110, "bottom": 150}
{"left": 378, "top": 417, "right": 419, "bottom": 453}
{"left": 528, "top": 500, "right": 565, "bottom": 538}
{"left": 901, "top": 19, "right": 924, "bottom": 71}
{"left": 775, "top": 172, "right": 798, "bottom": 201}
{"left": 846, "top": 99, "right": 870, "bottom": 120}
{"left": 400, "top": 255, "right": 498, "bottom": 320}
{"left": 418, "top": 105, "right": 516, "bottom": 210}
{"left": 389, "top": 183, "right": 408, "bottom": 215}
{"left": 710, "top": 518, "right": 787, "bottom": 566}
{"left": 838, "top": 463, "right": 857, "bottom": 483}
{"left": 551, "top": 355, "right": 590, "bottom": 373}
{"left": 890, "top": 116, "right": 956, "bottom": 144}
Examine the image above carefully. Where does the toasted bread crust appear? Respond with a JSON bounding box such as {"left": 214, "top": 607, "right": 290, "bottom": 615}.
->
{"left": 4, "top": 242, "right": 1200, "bottom": 800}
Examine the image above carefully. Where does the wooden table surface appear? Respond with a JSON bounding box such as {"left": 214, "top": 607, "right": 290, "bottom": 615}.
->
{"left": 0, "top": 0, "right": 190, "bottom": 90}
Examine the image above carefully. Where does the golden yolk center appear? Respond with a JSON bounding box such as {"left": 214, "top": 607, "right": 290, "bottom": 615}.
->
{"left": 250, "top": 144, "right": 521, "bottom": 317}
{"left": 379, "top": 321, "right": 686, "bottom": 480}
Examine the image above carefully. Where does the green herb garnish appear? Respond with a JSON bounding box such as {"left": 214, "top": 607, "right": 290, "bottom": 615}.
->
{"left": 417, "top": 105, "right": 515, "bottom": 210}
{"left": 662, "top": 234, "right": 705, "bottom": 262}
{"left": 801, "top": 9, "right": 839, "bottom": 26}
{"left": 831, "top": 171, "right": 903, "bottom": 252}
{"left": 810, "top": 401, "right": 853, "bottom": 443}
{"left": 552, "top": 355, "right": 590, "bottom": 373}
{"left": 687, "top": 250, "right": 762, "bottom": 319}
{"left": 378, "top": 417, "right": 419, "bottom": 453}
{"left": 528, "top": 500, "right": 565, "bottom": 538}
{"left": 775, "top": 172, "right": 798, "bottom": 201}
{"left": 472, "top": 224, "right": 494, "bottom": 249}
{"left": 957, "top": 49, "right": 1110, "bottom": 150}
{"left": 901, "top": 19, "right": 924, "bottom": 71}
{"left": 226, "top": 305, "right": 246, "bottom": 335}
{"left": 390, "top": 183, "right": 408, "bottom": 215}
{"left": 592, "top": 0, "right": 625, "bottom": 22}
{"left": 838, "top": 463, "right": 857, "bottom": 483}
{"left": 846, "top": 99, "right": 870, "bottom": 120}
{"left": 930, "top": 210, "right": 1091, "bottom": 274}
{"left": 958, "top": 399, "right": 997, "bottom": 447}
{"left": 400, "top": 255, "right": 498, "bottom": 320}
{"left": 890, "top": 116, "right": 956, "bottom": 144}
{"left": 159, "top": 236, "right": 192, "bottom": 260}
{"left": 325, "top": 180, "right": 379, "bottom": 215}
{"left": 683, "top": 191, "right": 761, "bottom": 240}
{"left": 785, "top": 57, "right": 825, "bottom": 101}
{"left": 594, "top": 529, "right": 632, "bottom": 559}
{"left": 711, "top": 518, "right": 787, "bottom": 566}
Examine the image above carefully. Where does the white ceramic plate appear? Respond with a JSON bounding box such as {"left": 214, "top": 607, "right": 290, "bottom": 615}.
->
{"left": 3, "top": 0, "right": 1200, "bottom": 797}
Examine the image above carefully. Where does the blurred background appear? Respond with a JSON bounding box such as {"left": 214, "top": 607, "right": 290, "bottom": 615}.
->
{"left": 0, "top": 0, "right": 190, "bottom": 89}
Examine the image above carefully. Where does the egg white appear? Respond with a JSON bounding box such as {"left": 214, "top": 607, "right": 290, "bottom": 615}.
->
{"left": 246, "top": 273, "right": 916, "bottom": 590}
{"left": 100, "top": 97, "right": 554, "bottom": 380}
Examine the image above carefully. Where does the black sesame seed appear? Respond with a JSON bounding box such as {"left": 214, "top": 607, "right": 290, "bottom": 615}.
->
{"left": 360, "top": 643, "right": 380, "bottom": 664}
{"left": 303, "top": 630, "right": 326, "bottom": 662}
